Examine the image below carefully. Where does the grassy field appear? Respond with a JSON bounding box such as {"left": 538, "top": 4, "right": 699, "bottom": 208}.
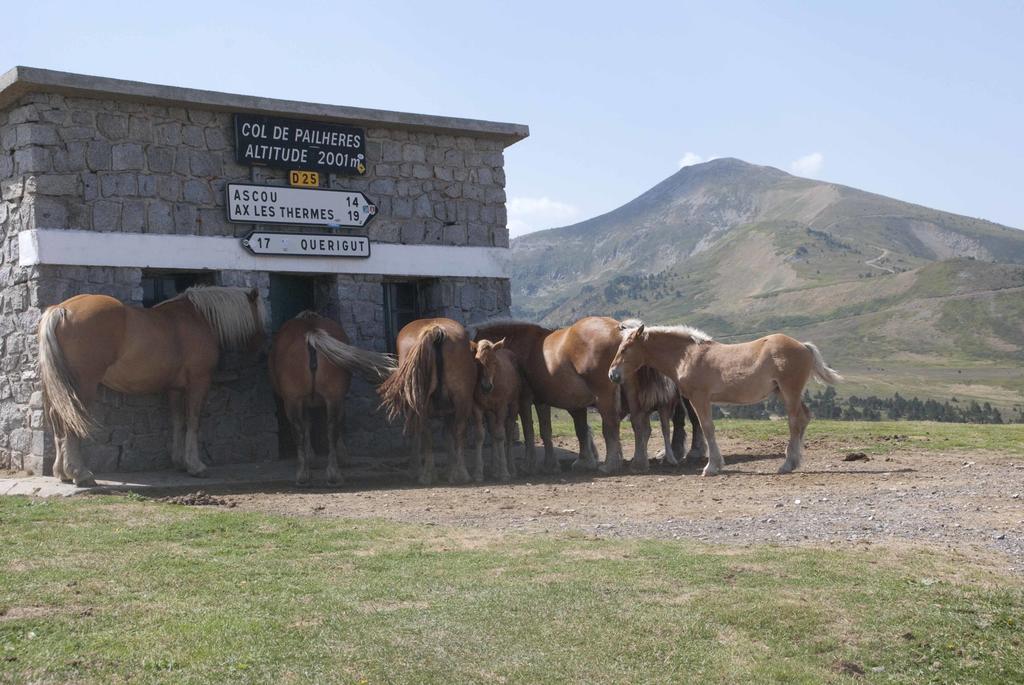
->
{"left": 1, "top": 495, "right": 1022, "bottom": 684}
{"left": 550, "top": 412, "right": 1024, "bottom": 457}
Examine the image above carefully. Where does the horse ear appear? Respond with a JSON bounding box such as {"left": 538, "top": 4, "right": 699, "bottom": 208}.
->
{"left": 635, "top": 324, "right": 645, "bottom": 339}
{"left": 247, "top": 287, "right": 259, "bottom": 302}
{"left": 493, "top": 338, "right": 506, "bottom": 350}
{"left": 469, "top": 340, "right": 478, "bottom": 352}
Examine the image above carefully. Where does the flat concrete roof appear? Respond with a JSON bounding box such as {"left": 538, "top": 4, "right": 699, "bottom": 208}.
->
{"left": 0, "top": 66, "right": 529, "bottom": 144}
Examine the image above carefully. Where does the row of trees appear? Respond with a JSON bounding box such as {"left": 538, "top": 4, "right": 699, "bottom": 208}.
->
{"left": 713, "top": 386, "right": 1018, "bottom": 424}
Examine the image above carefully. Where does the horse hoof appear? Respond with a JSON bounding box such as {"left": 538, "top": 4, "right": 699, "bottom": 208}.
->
{"left": 418, "top": 472, "right": 434, "bottom": 486}
{"left": 597, "top": 463, "right": 621, "bottom": 476}
{"left": 570, "top": 459, "right": 596, "bottom": 473}
{"left": 777, "top": 464, "right": 795, "bottom": 475}
{"left": 701, "top": 467, "right": 720, "bottom": 477}
{"left": 326, "top": 478, "right": 343, "bottom": 488}
{"left": 74, "top": 476, "right": 97, "bottom": 488}
{"left": 188, "top": 468, "right": 208, "bottom": 479}
{"left": 629, "top": 460, "right": 650, "bottom": 474}
{"left": 295, "top": 480, "right": 312, "bottom": 488}
{"left": 497, "top": 472, "right": 512, "bottom": 483}
{"left": 449, "top": 468, "right": 471, "bottom": 485}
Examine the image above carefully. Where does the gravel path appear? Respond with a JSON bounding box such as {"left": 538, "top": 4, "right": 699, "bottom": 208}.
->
{"left": 197, "top": 435, "right": 1024, "bottom": 573}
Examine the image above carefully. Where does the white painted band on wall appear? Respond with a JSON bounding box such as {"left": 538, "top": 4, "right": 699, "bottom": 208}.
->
{"left": 19, "top": 229, "right": 510, "bottom": 279}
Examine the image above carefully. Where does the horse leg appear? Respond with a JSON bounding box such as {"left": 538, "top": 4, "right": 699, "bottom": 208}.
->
{"left": 628, "top": 408, "right": 652, "bottom": 473}
{"left": 778, "top": 388, "right": 812, "bottom": 474}
{"left": 420, "top": 420, "right": 436, "bottom": 486}
{"left": 182, "top": 382, "right": 210, "bottom": 478}
{"left": 491, "top": 406, "right": 511, "bottom": 482}
{"left": 472, "top": 406, "right": 486, "bottom": 483}
{"left": 448, "top": 408, "right": 471, "bottom": 485}
{"left": 52, "top": 429, "right": 69, "bottom": 482}
{"left": 596, "top": 396, "right": 624, "bottom": 475}
{"left": 59, "top": 432, "right": 96, "bottom": 487}
{"left": 683, "top": 397, "right": 708, "bottom": 464}
{"left": 569, "top": 408, "right": 597, "bottom": 472}
{"left": 505, "top": 409, "right": 518, "bottom": 478}
{"left": 657, "top": 404, "right": 679, "bottom": 467}
{"left": 168, "top": 389, "right": 186, "bottom": 471}
{"left": 325, "top": 399, "right": 346, "bottom": 487}
{"left": 517, "top": 397, "right": 536, "bottom": 475}
{"left": 689, "top": 395, "right": 724, "bottom": 476}
{"left": 536, "top": 404, "right": 559, "bottom": 474}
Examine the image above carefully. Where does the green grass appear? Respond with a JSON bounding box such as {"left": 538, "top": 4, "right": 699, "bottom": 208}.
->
{"left": 0, "top": 497, "right": 1022, "bottom": 684}
{"left": 550, "top": 413, "right": 1024, "bottom": 457}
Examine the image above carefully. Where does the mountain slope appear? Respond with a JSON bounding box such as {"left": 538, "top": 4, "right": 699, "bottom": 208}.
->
{"left": 511, "top": 159, "right": 1024, "bottom": 408}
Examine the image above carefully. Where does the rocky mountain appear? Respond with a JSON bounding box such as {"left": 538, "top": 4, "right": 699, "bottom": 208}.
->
{"left": 511, "top": 158, "right": 1024, "bottom": 409}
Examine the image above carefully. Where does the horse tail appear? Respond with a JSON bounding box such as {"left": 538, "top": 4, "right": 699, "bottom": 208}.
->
{"left": 38, "top": 307, "right": 95, "bottom": 438}
{"left": 305, "top": 329, "right": 397, "bottom": 384}
{"left": 803, "top": 342, "right": 843, "bottom": 385}
{"left": 378, "top": 325, "right": 446, "bottom": 434}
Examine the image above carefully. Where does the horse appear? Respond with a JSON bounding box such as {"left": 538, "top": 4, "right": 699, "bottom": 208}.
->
{"left": 473, "top": 316, "right": 665, "bottom": 475}
{"left": 618, "top": 319, "right": 706, "bottom": 467}
{"left": 38, "top": 286, "right": 266, "bottom": 486}
{"left": 269, "top": 311, "right": 395, "bottom": 487}
{"left": 378, "top": 318, "right": 477, "bottom": 485}
{"left": 471, "top": 338, "right": 520, "bottom": 482}
{"left": 608, "top": 322, "right": 843, "bottom": 476}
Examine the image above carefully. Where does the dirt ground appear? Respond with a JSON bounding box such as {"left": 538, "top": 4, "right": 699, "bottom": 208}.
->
{"left": 170, "top": 432, "right": 1024, "bottom": 574}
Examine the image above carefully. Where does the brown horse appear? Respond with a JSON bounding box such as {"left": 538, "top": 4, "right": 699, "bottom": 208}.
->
{"left": 473, "top": 317, "right": 659, "bottom": 475}
{"left": 38, "top": 286, "right": 265, "bottom": 486}
{"left": 378, "top": 318, "right": 477, "bottom": 485}
{"left": 609, "top": 322, "right": 842, "bottom": 475}
{"left": 471, "top": 338, "right": 520, "bottom": 482}
{"left": 269, "top": 311, "right": 395, "bottom": 487}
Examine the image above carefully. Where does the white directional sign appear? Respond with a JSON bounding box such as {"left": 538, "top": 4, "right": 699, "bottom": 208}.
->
{"left": 241, "top": 231, "right": 370, "bottom": 258}
{"left": 226, "top": 183, "right": 377, "bottom": 228}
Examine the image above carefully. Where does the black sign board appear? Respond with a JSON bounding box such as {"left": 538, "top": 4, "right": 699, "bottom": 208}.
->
{"left": 234, "top": 114, "right": 366, "bottom": 175}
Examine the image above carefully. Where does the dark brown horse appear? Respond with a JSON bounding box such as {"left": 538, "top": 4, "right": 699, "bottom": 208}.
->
{"left": 269, "top": 311, "right": 395, "bottom": 487}
{"left": 473, "top": 316, "right": 663, "bottom": 474}
{"left": 471, "top": 338, "right": 520, "bottom": 482}
{"left": 38, "top": 286, "right": 265, "bottom": 486}
{"left": 609, "top": 322, "right": 842, "bottom": 475}
{"left": 378, "top": 318, "right": 477, "bottom": 485}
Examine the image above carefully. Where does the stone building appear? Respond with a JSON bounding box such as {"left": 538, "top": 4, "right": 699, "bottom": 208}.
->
{"left": 0, "top": 66, "right": 527, "bottom": 476}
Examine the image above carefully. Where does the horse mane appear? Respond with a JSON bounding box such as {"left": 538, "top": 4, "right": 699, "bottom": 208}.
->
{"left": 632, "top": 365, "right": 678, "bottom": 410}
{"left": 620, "top": 318, "right": 712, "bottom": 344}
{"left": 160, "top": 286, "right": 264, "bottom": 349}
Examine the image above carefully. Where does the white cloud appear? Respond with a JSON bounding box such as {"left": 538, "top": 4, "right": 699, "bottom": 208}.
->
{"left": 790, "top": 152, "right": 825, "bottom": 177}
{"left": 506, "top": 196, "right": 581, "bottom": 238}
{"left": 678, "top": 152, "right": 704, "bottom": 168}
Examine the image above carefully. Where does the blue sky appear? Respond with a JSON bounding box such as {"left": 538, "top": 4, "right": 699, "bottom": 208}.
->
{"left": 3, "top": 1, "right": 1021, "bottom": 236}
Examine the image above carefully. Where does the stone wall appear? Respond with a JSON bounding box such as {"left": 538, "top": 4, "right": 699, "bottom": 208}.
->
{"left": 0, "top": 88, "right": 512, "bottom": 474}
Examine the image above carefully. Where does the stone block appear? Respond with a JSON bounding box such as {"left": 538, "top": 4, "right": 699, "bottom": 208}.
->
{"left": 156, "top": 176, "right": 181, "bottom": 201}
{"left": 173, "top": 203, "right": 197, "bottom": 233}
{"left": 8, "top": 105, "right": 40, "bottom": 124}
{"left": 147, "top": 201, "right": 174, "bottom": 233}
{"left": 155, "top": 122, "right": 182, "bottom": 146}
{"left": 86, "top": 141, "right": 112, "bottom": 171}
{"left": 52, "top": 142, "right": 88, "bottom": 172}
{"left": 122, "top": 200, "right": 146, "bottom": 231}
{"left": 31, "top": 196, "right": 68, "bottom": 227}
{"left": 413, "top": 195, "right": 433, "bottom": 218}
{"left": 402, "top": 144, "right": 426, "bottom": 163}
{"left": 182, "top": 125, "right": 205, "bottom": 147}
{"left": 190, "top": 150, "right": 222, "bottom": 177}
{"left": 14, "top": 147, "right": 51, "bottom": 173}
{"left": 147, "top": 146, "right": 174, "bottom": 173}
{"left": 101, "top": 173, "right": 137, "bottom": 197}
{"left": 112, "top": 143, "right": 146, "bottom": 170}
{"left": 183, "top": 179, "right": 212, "bottom": 204}
{"left": 96, "top": 112, "right": 129, "bottom": 139}
{"left": 34, "top": 174, "right": 79, "bottom": 196}
{"left": 128, "top": 116, "right": 153, "bottom": 142}
{"left": 16, "top": 123, "right": 60, "bottom": 147}
{"left": 137, "top": 175, "right": 157, "bottom": 197}
{"left": 204, "top": 128, "right": 227, "bottom": 150}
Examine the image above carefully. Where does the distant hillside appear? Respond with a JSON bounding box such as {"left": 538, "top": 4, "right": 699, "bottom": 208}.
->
{"left": 511, "top": 158, "right": 1024, "bottom": 410}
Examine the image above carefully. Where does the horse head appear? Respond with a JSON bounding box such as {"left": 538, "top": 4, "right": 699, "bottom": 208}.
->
{"left": 609, "top": 324, "right": 646, "bottom": 385}
{"left": 473, "top": 338, "right": 506, "bottom": 395}
{"left": 243, "top": 287, "right": 269, "bottom": 360}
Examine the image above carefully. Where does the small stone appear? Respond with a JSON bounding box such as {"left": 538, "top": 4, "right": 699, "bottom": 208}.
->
{"left": 995, "top": 533, "right": 1006, "bottom": 540}
{"left": 793, "top": 499, "right": 801, "bottom": 505}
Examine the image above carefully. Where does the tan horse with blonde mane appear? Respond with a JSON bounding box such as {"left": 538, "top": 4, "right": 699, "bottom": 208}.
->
{"left": 471, "top": 338, "right": 521, "bottom": 482}
{"left": 609, "top": 322, "right": 842, "bottom": 475}
{"left": 38, "top": 286, "right": 266, "bottom": 486}
{"left": 378, "top": 318, "right": 477, "bottom": 485}
{"left": 269, "top": 311, "right": 395, "bottom": 487}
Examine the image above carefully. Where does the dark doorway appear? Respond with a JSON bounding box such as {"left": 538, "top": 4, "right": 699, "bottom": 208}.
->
{"left": 270, "top": 274, "right": 316, "bottom": 331}
{"left": 383, "top": 281, "right": 422, "bottom": 352}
